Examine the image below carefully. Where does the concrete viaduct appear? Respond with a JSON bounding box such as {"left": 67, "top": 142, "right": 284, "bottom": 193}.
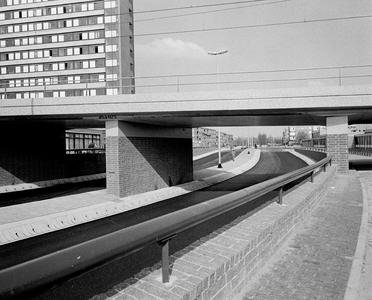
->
{"left": 1, "top": 84, "right": 372, "bottom": 198}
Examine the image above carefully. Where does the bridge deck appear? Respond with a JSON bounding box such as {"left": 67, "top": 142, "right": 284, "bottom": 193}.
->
{"left": 1, "top": 85, "right": 372, "bottom": 127}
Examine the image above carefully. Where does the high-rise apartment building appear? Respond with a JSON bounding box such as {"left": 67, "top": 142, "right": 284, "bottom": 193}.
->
{"left": 0, "top": 0, "right": 134, "bottom": 100}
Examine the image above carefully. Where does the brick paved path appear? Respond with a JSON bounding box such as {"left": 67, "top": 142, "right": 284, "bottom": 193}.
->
{"left": 236, "top": 172, "right": 363, "bottom": 300}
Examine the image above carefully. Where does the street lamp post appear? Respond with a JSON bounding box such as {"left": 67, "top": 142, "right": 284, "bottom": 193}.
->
{"left": 208, "top": 49, "right": 228, "bottom": 168}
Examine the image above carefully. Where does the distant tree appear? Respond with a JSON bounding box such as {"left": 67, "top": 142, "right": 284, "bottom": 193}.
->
{"left": 257, "top": 133, "right": 268, "bottom": 145}
{"left": 274, "top": 137, "right": 283, "bottom": 145}
{"left": 296, "top": 130, "right": 310, "bottom": 143}
{"left": 235, "top": 137, "right": 247, "bottom": 146}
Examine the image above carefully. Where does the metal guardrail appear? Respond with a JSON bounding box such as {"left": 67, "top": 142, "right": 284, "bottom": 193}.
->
{"left": 0, "top": 156, "right": 332, "bottom": 299}
{"left": 301, "top": 147, "right": 328, "bottom": 153}
{"left": 66, "top": 148, "right": 105, "bottom": 154}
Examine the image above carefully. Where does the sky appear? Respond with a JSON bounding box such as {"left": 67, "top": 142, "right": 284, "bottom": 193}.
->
{"left": 132, "top": 0, "right": 372, "bottom": 138}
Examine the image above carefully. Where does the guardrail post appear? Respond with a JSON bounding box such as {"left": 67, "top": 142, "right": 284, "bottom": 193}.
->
{"left": 277, "top": 187, "right": 283, "bottom": 205}
{"left": 158, "top": 234, "right": 177, "bottom": 283}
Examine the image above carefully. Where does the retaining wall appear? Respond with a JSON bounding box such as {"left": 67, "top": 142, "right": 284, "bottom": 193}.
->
{"left": 294, "top": 149, "right": 327, "bottom": 162}
{"left": 106, "top": 166, "right": 337, "bottom": 300}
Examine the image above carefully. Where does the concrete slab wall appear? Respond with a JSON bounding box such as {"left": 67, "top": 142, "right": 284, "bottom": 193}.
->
{"left": 294, "top": 149, "right": 327, "bottom": 162}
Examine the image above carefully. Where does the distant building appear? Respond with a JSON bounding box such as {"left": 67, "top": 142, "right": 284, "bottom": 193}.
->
{"left": 348, "top": 124, "right": 372, "bottom": 134}
{"left": 0, "top": 0, "right": 135, "bottom": 99}
{"left": 192, "top": 127, "right": 233, "bottom": 148}
{"left": 283, "top": 126, "right": 326, "bottom": 144}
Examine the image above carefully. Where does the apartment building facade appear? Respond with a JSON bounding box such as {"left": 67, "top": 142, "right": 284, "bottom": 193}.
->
{"left": 192, "top": 127, "right": 233, "bottom": 148}
{"left": 0, "top": 0, "right": 134, "bottom": 99}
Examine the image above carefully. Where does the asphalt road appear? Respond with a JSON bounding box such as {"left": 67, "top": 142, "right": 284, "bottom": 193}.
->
{"left": 0, "top": 151, "right": 237, "bottom": 208}
{"left": 193, "top": 149, "right": 244, "bottom": 171}
{"left": 1, "top": 150, "right": 308, "bottom": 300}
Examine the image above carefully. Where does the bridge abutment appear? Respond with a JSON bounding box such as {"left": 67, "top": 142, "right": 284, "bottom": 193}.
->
{"left": 105, "top": 121, "right": 193, "bottom": 197}
{"left": 326, "top": 116, "right": 349, "bottom": 174}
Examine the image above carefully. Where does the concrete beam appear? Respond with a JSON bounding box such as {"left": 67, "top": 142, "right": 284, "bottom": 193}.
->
{"left": 1, "top": 85, "right": 372, "bottom": 128}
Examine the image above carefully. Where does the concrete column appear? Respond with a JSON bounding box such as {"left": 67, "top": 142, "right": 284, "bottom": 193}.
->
{"left": 326, "top": 116, "right": 349, "bottom": 174}
{"left": 105, "top": 121, "right": 193, "bottom": 197}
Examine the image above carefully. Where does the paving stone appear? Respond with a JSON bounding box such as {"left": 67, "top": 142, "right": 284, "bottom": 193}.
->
{"left": 235, "top": 172, "right": 363, "bottom": 300}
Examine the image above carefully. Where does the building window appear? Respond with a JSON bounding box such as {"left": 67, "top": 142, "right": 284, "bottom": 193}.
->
{"left": 105, "top": 16, "right": 117, "bottom": 23}
{"left": 104, "top": 1, "right": 116, "bottom": 9}
{"left": 107, "top": 74, "right": 117, "bottom": 81}
{"left": 105, "top": 30, "right": 117, "bottom": 38}
{"left": 106, "top": 59, "right": 118, "bottom": 67}
{"left": 106, "top": 45, "right": 117, "bottom": 52}
{"left": 107, "top": 88, "right": 118, "bottom": 95}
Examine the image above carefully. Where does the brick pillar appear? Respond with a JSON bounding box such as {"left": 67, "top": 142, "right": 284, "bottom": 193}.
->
{"left": 105, "top": 121, "right": 193, "bottom": 198}
{"left": 326, "top": 116, "right": 349, "bottom": 174}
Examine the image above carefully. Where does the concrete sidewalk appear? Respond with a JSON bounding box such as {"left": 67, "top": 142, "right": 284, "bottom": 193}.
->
{"left": 233, "top": 155, "right": 372, "bottom": 300}
{"left": 0, "top": 149, "right": 260, "bottom": 245}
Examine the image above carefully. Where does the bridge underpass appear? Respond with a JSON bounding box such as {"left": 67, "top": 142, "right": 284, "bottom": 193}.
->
{"left": 1, "top": 84, "right": 372, "bottom": 198}
{"left": 0, "top": 85, "right": 370, "bottom": 300}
